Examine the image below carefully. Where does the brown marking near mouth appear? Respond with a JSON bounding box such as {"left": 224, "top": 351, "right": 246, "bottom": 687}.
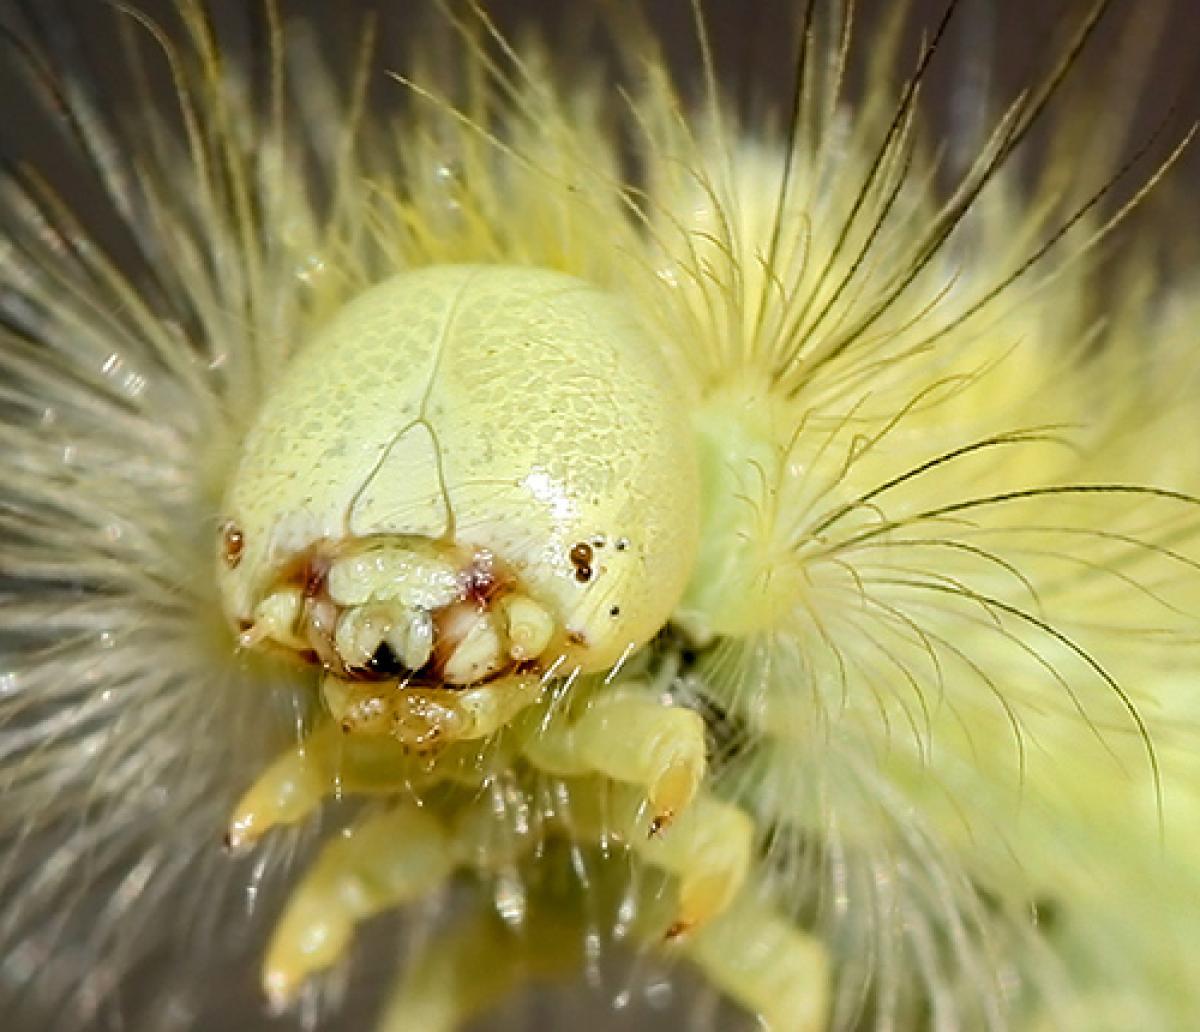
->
{"left": 275, "top": 545, "right": 333, "bottom": 599}
{"left": 250, "top": 539, "right": 545, "bottom": 689}
{"left": 462, "top": 549, "right": 510, "bottom": 606}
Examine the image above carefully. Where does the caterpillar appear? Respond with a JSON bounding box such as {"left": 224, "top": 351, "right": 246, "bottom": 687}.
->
{"left": 2, "top": 1, "right": 1198, "bottom": 1030}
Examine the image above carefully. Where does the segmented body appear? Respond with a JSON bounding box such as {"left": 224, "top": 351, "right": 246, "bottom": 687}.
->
{"left": 1, "top": 3, "right": 1199, "bottom": 1031}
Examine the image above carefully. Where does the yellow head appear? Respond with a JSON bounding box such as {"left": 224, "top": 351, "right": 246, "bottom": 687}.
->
{"left": 216, "top": 264, "right": 699, "bottom": 743}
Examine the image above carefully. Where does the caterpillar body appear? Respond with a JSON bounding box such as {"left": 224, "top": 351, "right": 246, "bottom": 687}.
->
{"left": 1, "top": 1, "right": 1198, "bottom": 1030}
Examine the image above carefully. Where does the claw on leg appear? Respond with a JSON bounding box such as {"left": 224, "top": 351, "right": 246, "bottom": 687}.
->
{"left": 263, "top": 805, "right": 454, "bottom": 1009}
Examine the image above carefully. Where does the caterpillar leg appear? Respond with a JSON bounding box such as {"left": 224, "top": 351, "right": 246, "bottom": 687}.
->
{"left": 376, "top": 901, "right": 585, "bottom": 1032}
{"left": 552, "top": 777, "right": 753, "bottom": 936}
{"left": 519, "top": 685, "right": 708, "bottom": 833}
{"left": 235, "top": 690, "right": 750, "bottom": 1012}
{"left": 372, "top": 840, "right": 825, "bottom": 1032}
{"left": 640, "top": 792, "right": 754, "bottom": 937}
{"left": 227, "top": 679, "right": 704, "bottom": 850}
{"left": 262, "top": 804, "right": 455, "bottom": 1008}
{"left": 225, "top": 722, "right": 499, "bottom": 849}
{"left": 681, "top": 889, "right": 830, "bottom": 1032}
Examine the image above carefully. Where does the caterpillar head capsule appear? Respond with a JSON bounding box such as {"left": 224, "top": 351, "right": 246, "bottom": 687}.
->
{"left": 216, "top": 265, "right": 700, "bottom": 746}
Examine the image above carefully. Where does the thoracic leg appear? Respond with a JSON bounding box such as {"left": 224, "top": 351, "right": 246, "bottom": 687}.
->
{"left": 376, "top": 899, "right": 586, "bottom": 1032}
{"left": 519, "top": 684, "right": 708, "bottom": 834}
{"left": 375, "top": 833, "right": 675, "bottom": 1032}
{"left": 549, "top": 776, "right": 753, "bottom": 935}
{"left": 681, "top": 887, "right": 830, "bottom": 1032}
{"left": 375, "top": 841, "right": 828, "bottom": 1032}
{"left": 225, "top": 721, "right": 500, "bottom": 849}
{"left": 235, "top": 686, "right": 797, "bottom": 1023}
{"left": 262, "top": 804, "right": 455, "bottom": 1007}
{"left": 228, "top": 680, "right": 704, "bottom": 851}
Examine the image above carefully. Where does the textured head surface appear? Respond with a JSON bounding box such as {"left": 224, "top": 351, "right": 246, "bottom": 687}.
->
{"left": 219, "top": 264, "right": 700, "bottom": 671}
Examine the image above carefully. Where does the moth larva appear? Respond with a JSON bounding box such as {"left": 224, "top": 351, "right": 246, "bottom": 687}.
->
{"left": 1, "top": 1, "right": 1199, "bottom": 1030}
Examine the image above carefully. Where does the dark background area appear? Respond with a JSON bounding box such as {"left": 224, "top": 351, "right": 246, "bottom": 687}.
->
{"left": 3, "top": 0, "right": 1199, "bottom": 207}
{"left": 2, "top": 0, "right": 1197, "bottom": 288}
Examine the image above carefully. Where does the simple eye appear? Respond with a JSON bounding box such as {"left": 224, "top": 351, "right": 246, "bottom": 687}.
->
{"left": 570, "top": 541, "right": 594, "bottom": 582}
{"left": 219, "top": 521, "right": 244, "bottom": 569}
